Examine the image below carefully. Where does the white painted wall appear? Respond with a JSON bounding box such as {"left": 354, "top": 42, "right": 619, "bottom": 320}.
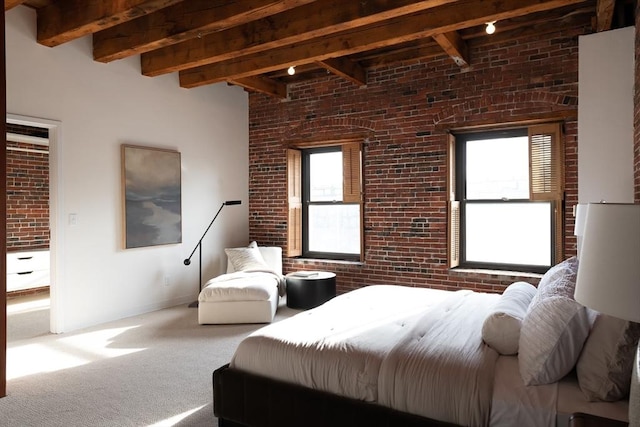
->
{"left": 6, "top": 6, "right": 250, "bottom": 332}
{"left": 578, "top": 27, "right": 635, "bottom": 204}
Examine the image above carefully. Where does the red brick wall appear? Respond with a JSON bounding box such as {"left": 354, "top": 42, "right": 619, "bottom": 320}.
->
{"left": 6, "top": 140, "right": 50, "bottom": 251}
{"left": 249, "top": 26, "right": 589, "bottom": 295}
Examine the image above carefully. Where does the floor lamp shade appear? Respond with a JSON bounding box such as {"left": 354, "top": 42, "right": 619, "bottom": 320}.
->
{"left": 574, "top": 203, "right": 640, "bottom": 323}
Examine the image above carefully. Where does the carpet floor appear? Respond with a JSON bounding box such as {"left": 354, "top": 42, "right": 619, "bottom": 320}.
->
{"left": 1, "top": 295, "right": 299, "bottom": 427}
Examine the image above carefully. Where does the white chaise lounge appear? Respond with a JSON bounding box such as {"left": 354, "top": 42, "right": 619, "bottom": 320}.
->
{"left": 198, "top": 243, "right": 284, "bottom": 325}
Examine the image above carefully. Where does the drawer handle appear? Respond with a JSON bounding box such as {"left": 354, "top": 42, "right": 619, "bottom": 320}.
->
{"left": 17, "top": 271, "right": 33, "bottom": 275}
{"left": 17, "top": 256, "right": 33, "bottom": 260}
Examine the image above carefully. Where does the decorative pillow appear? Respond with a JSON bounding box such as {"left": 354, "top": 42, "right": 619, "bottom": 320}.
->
{"left": 224, "top": 241, "right": 270, "bottom": 272}
{"left": 576, "top": 314, "right": 640, "bottom": 401}
{"left": 482, "top": 281, "right": 537, "bottom": 355}
{"left": 519, "top": 257, "right": 591, "bottom": 386}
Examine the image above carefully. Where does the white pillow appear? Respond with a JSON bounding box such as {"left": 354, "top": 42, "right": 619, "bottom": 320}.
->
{"left": 576, "top": 314, "right": 640, "bottom": 401}
{"left": 519, "top": 257, "right": 591, "bottom": 386}
{"left": 224, "top": 241, "right": 270, "bottom": 272}
{"left": 482, "top": 281, "right": 537, "bottom": 355}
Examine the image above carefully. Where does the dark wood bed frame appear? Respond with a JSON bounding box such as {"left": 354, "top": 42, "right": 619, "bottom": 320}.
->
{"left": 213, "top": 364, "right": 459, "bottom": 427}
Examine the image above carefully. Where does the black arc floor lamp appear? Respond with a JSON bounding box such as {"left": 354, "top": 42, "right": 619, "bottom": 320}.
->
{"left": 184, "top": 200, "right": 242, "bottom": 308}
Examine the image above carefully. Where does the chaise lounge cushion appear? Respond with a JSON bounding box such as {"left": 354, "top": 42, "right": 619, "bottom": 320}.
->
{"left": 200, "top": 271, "right": 282, "bottom": 302}
{"left": 198, "top": 243, "right": 283, "bottom": 325}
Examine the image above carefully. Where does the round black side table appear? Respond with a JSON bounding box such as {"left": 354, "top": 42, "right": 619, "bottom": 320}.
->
{"left": 285, "top": 271, "right": 336, "bottom": 309}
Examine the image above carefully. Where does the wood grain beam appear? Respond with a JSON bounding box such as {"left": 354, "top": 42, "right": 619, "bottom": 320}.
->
{"left": 37, "top": 0, "right": 186, "bottom": 47}
{"left": 432, "top": 31, "right": 469, "bottom": 68}
{"left": 5, "top": 0, "right": 26, "bottom": 11}
{"left": 595, "top": 0, "right": 615, "bottom": 31}
{"left": 230, "top": 76, "right": 288, "bottom": 98}
{"left": 362, "top": 8, "right": 592, "bottom": 70}
{"left": 93, "top": 0, "right": 314, "bottom": 63}
{"left": 141, "top": 0, "right": 456, "bottom": 77}
{"left": 265, "top": 63, "right": 325, "bottom": 79}
{"left": 179, "top": 0, "right": 586, "bottom": 88}
{"left": 317, "top": 57, "right": 367, "bottom": 86}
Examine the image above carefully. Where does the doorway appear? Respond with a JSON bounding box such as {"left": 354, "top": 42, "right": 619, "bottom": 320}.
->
{"left": 6, "top": 114, "right": 63, "bottom": 334}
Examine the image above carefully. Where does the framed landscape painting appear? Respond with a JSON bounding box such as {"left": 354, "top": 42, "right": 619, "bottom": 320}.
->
{"left": 121, "top": 144, "right": 182, "bottom": 249}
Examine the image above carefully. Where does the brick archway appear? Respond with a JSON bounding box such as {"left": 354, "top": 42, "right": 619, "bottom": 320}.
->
{"left": 282, "top": 117, "right": 377, "bottom": 143}
{"left": 432, "top": 92, "right": 578, "bottom": 127}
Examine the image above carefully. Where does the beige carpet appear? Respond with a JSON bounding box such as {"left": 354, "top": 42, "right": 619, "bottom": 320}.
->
{"left": 1, "top": 295, "right": 299, "bottom": 427}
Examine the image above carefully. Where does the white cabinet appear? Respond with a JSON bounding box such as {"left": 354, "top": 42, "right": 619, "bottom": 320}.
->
{"left": 578, "top": 27, "right": 635, "bottom": 204}
{"left": 6, "top": 250, "right": 50, "bottom": 292}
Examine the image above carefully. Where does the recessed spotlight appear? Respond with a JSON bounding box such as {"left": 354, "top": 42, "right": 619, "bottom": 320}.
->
{"left": 287, "top": 66, "right": 296, "bottom": 76}
{"left": 485, "top": 21, "right": 496, "bottom": 35}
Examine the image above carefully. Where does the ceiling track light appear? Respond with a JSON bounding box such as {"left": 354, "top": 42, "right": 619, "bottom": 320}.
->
{"left": 287, "top": 66, "right": 296, "bottom": 76}
{"left": 485, "top": 21, "right": 496, "bottom": 35}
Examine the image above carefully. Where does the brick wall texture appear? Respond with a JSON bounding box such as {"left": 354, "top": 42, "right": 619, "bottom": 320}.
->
{"left": 248, "top": 23, "right": 627, "bottom": 295}
{"left": 6, "top": 140, "right": 49, "bottom": 251}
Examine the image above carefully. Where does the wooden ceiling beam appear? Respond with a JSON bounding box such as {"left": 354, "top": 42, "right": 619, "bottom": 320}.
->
{"left": 37, "top": 0, "right": 186, "bottom": 47}
{"left": 5, "top": 0, "right": 26, "bottom": 11}
{"left": 230, "top": 76, "right": 288, "bottom": 99}
{"left": 179, "top": 0, "right": 586, "bottom": 88}
{"left": 93, "top": 0, "right": 314, "bottom": 63}
{"left": 266, "top": 63, "right": 325, "bottom": 79}
{"left": 316, "top": 58, "right": 367, "bottom": 86}
{"left": 432, "top": 31, "right": 469, "bottom": 68}
{"left": 141, "top": 0, "right": 457, "bottom": 77}
{"left": 362, "top": 8, "right": 593, "bottom": 68}
{"left": 595, "top": 0, "right": 615, "bottom": 31}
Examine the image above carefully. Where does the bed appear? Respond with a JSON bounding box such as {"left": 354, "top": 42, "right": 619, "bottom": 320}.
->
{"left": 212, "top": 257, "right": 636, "bottom": 426}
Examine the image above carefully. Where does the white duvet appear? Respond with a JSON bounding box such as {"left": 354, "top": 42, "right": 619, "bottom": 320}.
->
{"left": 229, "top": 285, "right": 563, "bottom": 427}
{"left": 199, "top": 269, "right": 284, "bottom": 302}
{"left": 378, "top": 290, "right": 499, "bottom": 426}
{"left": 231, "top": 285, "right": 450, "bottom": 401}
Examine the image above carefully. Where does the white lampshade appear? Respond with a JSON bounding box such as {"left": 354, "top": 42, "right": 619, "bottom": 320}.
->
{"left": 574, "top": 203, "right": 588, "bottom": 259}
{"left": 574, "top": 203, "right": 640, "bottom": 323}
{"left": 573, "top": 203, "right": 587, "bottom": 237}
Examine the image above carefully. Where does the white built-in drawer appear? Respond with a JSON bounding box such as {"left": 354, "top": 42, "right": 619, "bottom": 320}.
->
{"left": 7, "top": 250, "right": 50, "bottom": 274}
{"left": 6, "top": 250, "right": 50, "bottom": 292}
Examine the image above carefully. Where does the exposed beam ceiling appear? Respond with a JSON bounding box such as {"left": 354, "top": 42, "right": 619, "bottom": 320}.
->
{"left": 178, "top": 0, "right": 591, "bottom": 88}
{"left": 93, "top": 0, "right": 317, "bottom": 63}
{"left": 6, "top": 0, "right": 636, "bottom": 98}
{"left": 37, "top": 0, "right": 187, "bottom": 47}
{"left": 139, "top": 0, "right": 457, "bottom": 77}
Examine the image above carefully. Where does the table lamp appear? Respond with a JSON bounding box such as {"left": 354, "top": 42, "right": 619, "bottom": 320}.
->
{"left": 573, "top": 203, "right": 587, "bottom": 257}
{"left": 574, "top": 203, "right": 640, "bottom": 426}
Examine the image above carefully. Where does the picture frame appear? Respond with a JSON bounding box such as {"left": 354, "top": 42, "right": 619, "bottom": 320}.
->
{"left": 121, "top": 144, "right": 182, "bottom": 249}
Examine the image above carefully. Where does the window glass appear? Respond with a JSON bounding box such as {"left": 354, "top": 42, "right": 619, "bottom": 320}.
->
{"left": 465, "top": 202, "right": 552, "bottom": 266}
{"left": 308, "top": 205, "right": 360, "bottom": 254}
{"left": 466, "top": 136, "right": 529, "bottom": 200}
{"left": 309, "top": 151, "right": 342, "bottom": 202}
